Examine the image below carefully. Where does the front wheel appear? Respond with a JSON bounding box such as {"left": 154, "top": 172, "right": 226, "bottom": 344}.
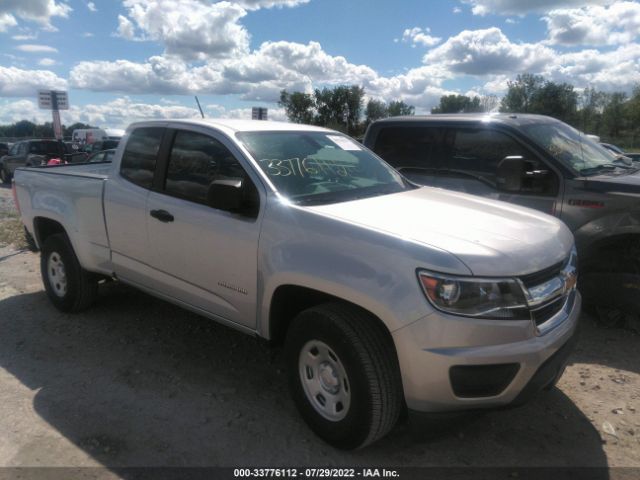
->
{"left": 40, "top": 233, "right": 98, "bottom": 312}
{"left": 285, "top": 303, "right": 403, "bottom": 449}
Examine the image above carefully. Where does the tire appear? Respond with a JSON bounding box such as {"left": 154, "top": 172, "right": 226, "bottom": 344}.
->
{"left": 40, "top": 233, "right": 98, "bottom": 312}
{"left": 0, "top": 165, "right": 10, "bottom": 184}
{"left": 285, "top": 302, "right": 403, "bottom": 449}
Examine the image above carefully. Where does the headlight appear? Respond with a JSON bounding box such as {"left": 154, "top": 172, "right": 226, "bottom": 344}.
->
{"left": 418, "top": 271, "right": 529, "bottom": 320}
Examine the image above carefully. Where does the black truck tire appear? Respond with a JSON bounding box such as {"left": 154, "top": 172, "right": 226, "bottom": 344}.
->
{"left": 285, "top": 302, "right": 403, "bottom": 449}
{"left": 0, "top": 165, "right": 10, "bottom": 184}
{"left": 40, "top": 233, "right": 98, "bottom": 312}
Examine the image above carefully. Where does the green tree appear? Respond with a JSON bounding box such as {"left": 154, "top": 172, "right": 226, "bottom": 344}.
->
{"left": 579, "top": 86, "right": 607, "bottom": 135}
{"left": 13, "top": 120, "right": 37, "bottom": 138}
{"left": 278, "top": 90, "right": 315, "bottom": 124}
{"left": 530, "top": 81, "right": 578, "bottom": 124}
{"left": 34, "top": 122, "right": 55, "bottom": 138}
{"left": 314, "top": 85, "right": 365, "bottom": 133}
{"left": 602, "top": 92, "right": 628, "bottom": 138}
{"left": 431, "top": 95, "right": 482, "bottom": 114}
{"left": 387, "top": 100, "right": 415, "bottom": 116}
{"left": 365, "top": 99, "right": 388, "bottom": 125}
{"left": 499, "top": 73, "right": 545, "bottom": 113}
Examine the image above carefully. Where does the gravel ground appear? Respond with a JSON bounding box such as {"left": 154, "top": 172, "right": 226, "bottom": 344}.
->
{"left": 0, "top": 184, "right": 638, "bottom": 472}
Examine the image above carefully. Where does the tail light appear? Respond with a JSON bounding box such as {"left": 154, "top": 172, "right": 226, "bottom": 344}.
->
{"left": 11, "top": 179, "right": 21, "bottom": 216}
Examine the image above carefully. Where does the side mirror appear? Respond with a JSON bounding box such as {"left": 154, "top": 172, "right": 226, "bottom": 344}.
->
{"left": 207, "top": 178, "right": 244, "bottom": 212}
{"left": 496, "top": 156, "right": 525, "bottom": 192}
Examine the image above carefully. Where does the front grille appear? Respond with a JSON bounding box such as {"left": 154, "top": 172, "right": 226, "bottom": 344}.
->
{"left": 531, "top": 296, "right": 565, "bottom": 326}
{"left": 520, "top": 259, "right": 565, "bottom": 288}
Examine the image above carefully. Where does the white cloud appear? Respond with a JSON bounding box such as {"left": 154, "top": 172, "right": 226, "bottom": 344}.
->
{"left": 38, "top": 57, "right": 57, "bottom": 66}
{"left": 0, "top": 13, "right": 18, "bottom": 32}
{"left": 116, "top": 0, "right": 250, "bottom": 60}
{"left": 116, "top": 15, "right": 136, "bottom": 40}
{"left": 401, "top": 27, "right": 442, "bottom": 47}
{"left": 234, "top": 0, "right": 309, "bottom": 9}
{"left": 82, "top": 32, "right": 94, "bottom": 37}
{"left": 464, "top": 0, "right": 610, "bottom": 15}
{"left": 0, "top": 99, "right": 52, "bottom": 124}
{"left": 87, "top": 2, "right": 96, "bottom": 12}
{"left": 70, "top": 40, "right": 379, "bottom": 102}
{"left": 15, "top": 44, "right": 58, "bottom": 53}
{"left": 423, "top": 27, "right": 555, "bottom": 75}
{"left": 0, "top": 0, "right": 71, "bottom": 30}
{"left": 0, "top": 65, "right": 67, "bottom": 97}
{"left": 543, "top": 44, "right": 640, "bottom": 91}
{"left": 544, "top": 2, "right": 640, "bottom": 45}
{"left": 481, "top": 75, "right": 511, "bottom": 95}
{"left": 453, "top": 7, "right": 462, "bottom": 13}
{"left": 11, "top": 33, "right": 38, "bottom": 40}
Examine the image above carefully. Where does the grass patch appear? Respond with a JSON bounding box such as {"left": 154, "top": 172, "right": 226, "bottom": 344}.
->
{"left": 0, "top": 215, "right": 28, "bottom": 249}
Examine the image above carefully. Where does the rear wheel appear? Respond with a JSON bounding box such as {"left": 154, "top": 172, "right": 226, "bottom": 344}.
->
{"left": 285, "top": 303, "right": 403, "bottom": 449}
{"left": 0, "top": 166, "right": 10, "bottom": 184}
{"left": 40, "top": 233, "right": 98, "bottom": 312}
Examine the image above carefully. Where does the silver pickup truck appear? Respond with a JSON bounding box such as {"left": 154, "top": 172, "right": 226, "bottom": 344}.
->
{"left": 13, "top": 119, "right": 580, "bottom": 449}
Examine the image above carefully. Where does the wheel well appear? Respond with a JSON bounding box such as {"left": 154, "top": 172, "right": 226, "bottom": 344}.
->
{"left": 268, "top": 285, "right": 394, "bottom": 347}
{"left": 33, "top": 217, "right": 66, "bottom": 248}
{"left": 581, "top": 234, "right": 640, "bottom": 274}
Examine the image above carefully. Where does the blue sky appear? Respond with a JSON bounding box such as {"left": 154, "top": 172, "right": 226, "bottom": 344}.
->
{"left": 0, "top": 0, "right": 639, "bottom": 128}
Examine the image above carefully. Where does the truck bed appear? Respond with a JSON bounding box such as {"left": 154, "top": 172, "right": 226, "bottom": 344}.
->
{"left": 17, "top": 161, "right": 113, "bottom": 179}
{"left": 14, "top": 162, "right": 114, "bottom": 275}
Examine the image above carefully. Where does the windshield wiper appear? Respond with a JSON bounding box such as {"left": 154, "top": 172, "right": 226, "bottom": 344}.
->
{"left": 580, "top": 163, "right": 635, "bottom": 175}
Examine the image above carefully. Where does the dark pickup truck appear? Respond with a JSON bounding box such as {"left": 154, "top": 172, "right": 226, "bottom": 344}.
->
{"left": 0, "top": 139, "right": 84, "bottom": 184}
{"left": 364, "top": 114, "right": 640, "bottom": 328}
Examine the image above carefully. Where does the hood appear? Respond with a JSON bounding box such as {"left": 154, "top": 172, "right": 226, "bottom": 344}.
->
{"left": 309, "top": 187, "right": 574, "bottom": 277}
{"left": 584, "top": 169, "right": 640, "bottom": 194}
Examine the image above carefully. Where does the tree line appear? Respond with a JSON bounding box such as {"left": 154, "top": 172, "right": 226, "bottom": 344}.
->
{"left": 0, "top": 120, "right": 96, "bottom": 141}
{"left": 279, "top": 87, "right": 414, "bottom": 137}
{"left": 280, "top": 75, "right": 640, "bottom": 147}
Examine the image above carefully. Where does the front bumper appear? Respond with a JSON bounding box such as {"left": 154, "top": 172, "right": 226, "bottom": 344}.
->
{"left": 392, "top": 290, "right": 581, "bottom": 412}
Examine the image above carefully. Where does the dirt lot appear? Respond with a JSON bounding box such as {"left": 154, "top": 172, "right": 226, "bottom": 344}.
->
{"left": 0, "top": 184, "right": 639, "bottom": 472}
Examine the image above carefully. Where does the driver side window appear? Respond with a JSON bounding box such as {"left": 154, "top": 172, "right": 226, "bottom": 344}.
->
{"left": 448, "top": 128, "right": 557, "bottom": 196}
{"left": 164, "top": 130, "right": 258, "bottom": 213}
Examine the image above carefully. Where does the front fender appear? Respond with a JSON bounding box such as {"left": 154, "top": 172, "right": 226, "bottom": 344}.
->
{"left": 573, "top": 211, "right": 640, "bottom": 255}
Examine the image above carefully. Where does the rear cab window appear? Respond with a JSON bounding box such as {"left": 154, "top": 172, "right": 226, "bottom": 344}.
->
{"left": 120, "top": 127, "right": 164, "bottom": 189}
{"left": 373, "top": 126, "right": 447, "bottom": 172}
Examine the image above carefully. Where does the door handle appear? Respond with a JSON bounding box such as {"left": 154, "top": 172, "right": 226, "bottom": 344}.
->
{"left": 150, "top": 209, "right": 174, "bottom": 223}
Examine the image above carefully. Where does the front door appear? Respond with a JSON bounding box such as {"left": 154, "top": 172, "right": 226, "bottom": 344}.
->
{"left": 439, "top": 126, "right": 561, "bottom": 216}
{"left": 145, "top": 126, "right": 263, "bottom": 329}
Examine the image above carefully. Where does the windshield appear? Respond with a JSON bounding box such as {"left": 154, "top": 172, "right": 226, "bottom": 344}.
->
{"left": 236, "top": 131, "right": 412, "bottom": 205}
{"left": 521, "top": 121, "right": 632, "bottom": 176}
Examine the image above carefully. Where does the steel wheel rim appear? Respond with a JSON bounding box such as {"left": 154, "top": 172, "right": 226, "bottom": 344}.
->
{"left": 47, "top": 251, "right": 68, "bottom": 297}
{"left": 299, "top": 340, "right": 351, "bottom": 422}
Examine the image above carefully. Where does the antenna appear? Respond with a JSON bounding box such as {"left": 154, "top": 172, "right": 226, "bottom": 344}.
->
{"left": 194, "top": 96, "right": 205, "bottom": 118}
